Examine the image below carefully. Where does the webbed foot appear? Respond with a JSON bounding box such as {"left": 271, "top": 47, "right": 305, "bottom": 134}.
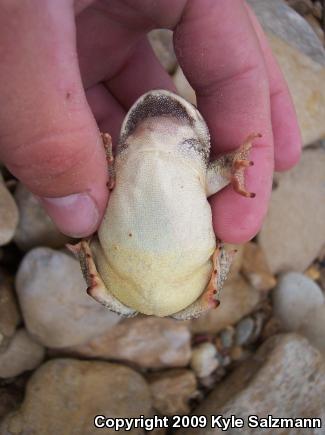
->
{"left": 67, "top": 240, "right": 137, "bottom": 318}
{"left": 171, "top": 243, "right": 236, "bottom": 320}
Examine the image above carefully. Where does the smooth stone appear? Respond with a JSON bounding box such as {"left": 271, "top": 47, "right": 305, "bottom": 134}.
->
{"left": 235, "top": 317, "right": 255, "bottom": 346}
{"left": 247, "top": 0, "right": 325, "bottom": 65}
{"left": 180, "top": 334, "right": 325, "bottom": 434}
{"left": 273, "top": 272, "right": 324, "bottom": 331}
{"left": 0, "top": 176, "right": 19, "bottom": 246}
{"left": 190, "top": 342, "right": 219, "bottom": 378}
{"left": 268, "top": 34, "right": 325, "bottom": 145}
{"left": 15, "top": 247, "right": 120, "bottom": 348}
{"left": 0, "top": 329, "right": 44, "bottom": 378}
{"left": 242, "top": 242, "right": 276, "bottom": 291}
{"left": 149, "top": 369, "right": 197, "bottom": 415}
{"left": 173, "top": 66, "right": 196, "bottom": 105}
{"left": 191, "top": 277, "right": 262, "bottom": 334}
{"left": 298, "top": 304, "right": 325, "bottom": 355}
{"left": 14, "top": 183, "right": 71, "bottom": 250}
{"left": 62, "top": 316, "right": 191, "bottom": 369}
{"left": 259, "top": 148, "right": 325, "bottom": 273}
{"left": 219, "top": 326, "right": 235, "bottom": 349}
{"left": 0, "top": 275, "right": 20, "bottom": 348}
{"left": 148, "top": 29, "right": 177, "bottom": 73}
{"left": 0, "top": 359, "right": 151, "bottom": 435}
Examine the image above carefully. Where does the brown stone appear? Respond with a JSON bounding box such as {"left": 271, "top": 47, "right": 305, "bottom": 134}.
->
{"left": 242, "top": 242, "right": 276, "bottom": 291}
{"left": 63, "top": 316, "right": 191, "bottom": 369}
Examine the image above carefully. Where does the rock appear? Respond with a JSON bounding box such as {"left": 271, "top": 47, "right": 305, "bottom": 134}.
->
{"left": 268, "top": 34, "right": 325, "bottom": 145}
{"left": 148, "top": 29, "right": 177, "bottom": 73}
{"left": 286, "top": 0, "right": 314, "bottom": 17}
{"left": 247, "top": 0, "right": 325, "bottom": 65}
{"left": 15, "top": 247, "right": 120, "bottom": 348}
{"left": 62, "top": 316, "right": 191, "bottom": 369}
{"left": 181, "top": 334, "right": 325, "bottom": 434}
{"left": 235, "top": 317, "right": 255, "bottom": 346}
{"left": 273, "top": 272, "right": 324, "bottom": 331}
{"left": 219, "top": 326, "right": 235, "bottom": 349}
{"left": 259, "top": 148, "right": 325, "bottom": 274}
{"left": 0, "top": 175, "right": 19, "bottom": 246}
{"left": 0, "top": 329, "right": 44, "bottom": 378}
{"left": 0, "top": 275, "right": 20, "bottom": 349}
{"left": 149, "top": 369, "right": 197, "bottom": 415}
{"left": 191, "top": 277, "right": 262, "bottom": 334}
{"left": 226, "top": 244, "right": 245, "bottom": 282}
{"left": 173, "top": 66, "right": 196, "bottom": 105}
{"left": 305, "top": 14, "right": 324, "bottom": 45}
{"left": 0, "top": 359, "right": 151, "bottom": 435}
{"left": 14, "top": 183, "right": 71, "bottom": 250}
{"left": 242, "top": 242, "right": 276, "bottom": 291}
{"left": 298, "top": 304, "right": 325, "bottom": 355}
{"left": 190, "top": 343, "right": 219, "bottom": 378}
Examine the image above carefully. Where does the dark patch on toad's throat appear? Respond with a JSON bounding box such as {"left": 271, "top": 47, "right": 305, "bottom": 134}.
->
{"left": 118, "top": 93, "right": 196, "bottom": 153}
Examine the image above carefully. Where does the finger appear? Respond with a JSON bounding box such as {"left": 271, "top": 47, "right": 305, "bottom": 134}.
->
{"left": 245, "top": 3, "right": 302, "bottom": 171}
{"left": 86, "top": 84, "right": 125, "bottom": 145}
{"left": 0, "top": 0, "right": 108, "bottom": 237}
{"left": 76, "top": 6, "right": 176, "bottom": 108}
{"left": 108, "top": 38, "right": 176, "bottom": 108}
{"left": 174, "top": 0, "right": 274, "bottom": 243}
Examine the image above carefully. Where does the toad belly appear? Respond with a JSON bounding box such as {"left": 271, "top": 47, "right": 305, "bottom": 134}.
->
{"left": 96, "top": 150, "right": 216, "bottom": 316}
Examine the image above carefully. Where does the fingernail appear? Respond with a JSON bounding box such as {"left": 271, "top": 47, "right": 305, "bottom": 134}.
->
{"left": 40, "top": 193, "right": 100, "bottom": 237}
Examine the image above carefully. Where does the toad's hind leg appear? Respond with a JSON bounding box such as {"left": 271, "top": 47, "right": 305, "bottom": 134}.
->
{"left": 206, "top": 133, "right": 261, "bottom": 198}
{"left": 67, "top": 240, "right": 137, "bottom": 318}
{"left": 171, "top": 244, "right": 235, "bottom": 320}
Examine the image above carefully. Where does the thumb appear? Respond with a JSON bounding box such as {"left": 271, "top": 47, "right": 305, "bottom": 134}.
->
{"left": 0, "top": 0, "right": 108, "bottom": 237}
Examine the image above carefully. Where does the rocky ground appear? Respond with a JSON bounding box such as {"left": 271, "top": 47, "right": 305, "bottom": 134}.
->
{"left": 0, "top": 0, "right": 325, "bottom": 434}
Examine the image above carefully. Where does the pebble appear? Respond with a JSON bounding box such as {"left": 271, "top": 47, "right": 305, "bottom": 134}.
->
{"left": 0, "top": 329, "right": 44, "bottom": 378}
{"left": 0, "top": 175, "right": 19, "bottom": 246}
{"left": 219, "top": 326, "right": 235, "bottom": 349}
{"left": 149, "top": 369, "right": 197, "bottom": 415}
{"left": 148, "top": 29, "right": 177, "bottom": 73}
{"left": 190, "top": 342, "right": 220, "bottom": 378}
{"left": 191, "top": 277, "right": 262, "bottom": 334}
{"left": 235, "top": 317, "right": 255, "bottom": 346}
{"left": 259, "top": 149, "right": 325, "bottom": 273}
{"left": 62, "top": 316, "right": 191, "bottom": 369}
{"left": 15, "top": 247, "right": 120, "bottom": 348}
{"left": 242, "top": 242, "right": 276, "bottom": 291}
{"left": 272, "top": 272, "right": 324, "bottom": 331}
{"left": 173, "top": 66, "right": 196, "bottom": 105}
{"left": 181, "top": 334, "right": 325, "bottom": 434}
{"left": 298, "top": 304, "right": 325, "bottom": 355}
{"left": 13, "top": 183, "right": 71, "bottom": 250}
{"left": 0, "top": 359, "right": 151, "bottom": 435}
{"left": 248, "top": 0, "right": 325, "bottom": 65}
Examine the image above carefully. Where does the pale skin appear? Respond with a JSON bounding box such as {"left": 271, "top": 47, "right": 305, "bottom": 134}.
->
{"left": 0, "top": 0, "right": 301, "bottom": 246}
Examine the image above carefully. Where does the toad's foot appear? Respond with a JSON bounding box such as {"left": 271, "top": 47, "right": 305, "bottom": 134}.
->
{"left": 67, "top": 240, "right": 137, "bottom": 318}
{"left": 171, "top": 243, "right": 236, "bottom": 320}
{"left": 206, "top": 133, "right": 261, "bottom": 198}
{"left": 101, "top": 132, "right": 115, "bottom": 190}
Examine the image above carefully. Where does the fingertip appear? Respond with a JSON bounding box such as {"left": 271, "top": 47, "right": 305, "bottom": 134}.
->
{"left": 39, "top": 190, "right": 107, "bottom": 238}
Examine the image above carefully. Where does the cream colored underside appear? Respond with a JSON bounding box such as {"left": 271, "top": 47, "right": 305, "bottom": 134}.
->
{"left": 96, "top": 143, "right": 216, "bottom": 316}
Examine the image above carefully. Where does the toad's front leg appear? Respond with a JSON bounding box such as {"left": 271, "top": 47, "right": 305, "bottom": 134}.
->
{"left": 206, "top": 133, "right": 261, "bottom": 198}
{"left": 101, "top": 132, "right": 116, "bottom": 190}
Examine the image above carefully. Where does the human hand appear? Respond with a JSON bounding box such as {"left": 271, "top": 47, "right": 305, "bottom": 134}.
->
{"left": 0, "top": 0, "right": 301, "bottom": 243}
